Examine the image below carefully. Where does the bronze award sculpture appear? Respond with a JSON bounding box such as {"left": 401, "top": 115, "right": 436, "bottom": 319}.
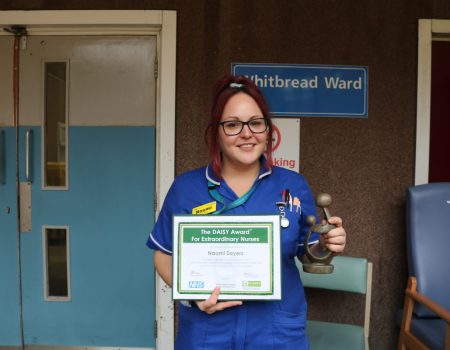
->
{"left": 303, "top": 193, "right": 336, "bottom": 274}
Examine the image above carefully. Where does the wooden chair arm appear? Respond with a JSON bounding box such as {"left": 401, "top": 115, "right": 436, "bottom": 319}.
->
{"left": 406, "top": 277, "right": 450, "bottom": 323}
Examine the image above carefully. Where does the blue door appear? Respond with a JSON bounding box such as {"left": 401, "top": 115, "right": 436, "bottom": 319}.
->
{"left": 0, "top": 35, "right": 156, "bottom": 348}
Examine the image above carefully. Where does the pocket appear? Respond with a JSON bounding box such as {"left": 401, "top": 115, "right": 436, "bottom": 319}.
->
{"left": 272, "top": 309, "right": 308, "bottom": 349}
{"left": 176, "top": 306, "right": 209, "bottom": 350}
{"left": 176, "top": 304, "right": 234, "bottom": 350}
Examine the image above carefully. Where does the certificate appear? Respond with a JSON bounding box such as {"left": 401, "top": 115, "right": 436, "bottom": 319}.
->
{"left": 172, "top": 215, "right": 281, "bottom": 300}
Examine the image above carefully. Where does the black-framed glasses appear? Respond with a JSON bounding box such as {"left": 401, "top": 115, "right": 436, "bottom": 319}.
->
{"left": 218, "top": 117, "right": 268, "bottom": 136}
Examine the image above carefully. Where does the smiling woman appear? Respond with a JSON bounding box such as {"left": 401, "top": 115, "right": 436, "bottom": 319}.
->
{"left": 205, "top": 76, "right": 274, "bottom": 181}
{"left": 218, "top": 93, "right": 269, "bottom": 184}
{"left": 148, "top": 74, "right": 347, "bottom": 350}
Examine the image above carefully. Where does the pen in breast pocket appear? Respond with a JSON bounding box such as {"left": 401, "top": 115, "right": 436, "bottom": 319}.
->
{"left": 284, "top": 189, "right": 290, "bottom": 204}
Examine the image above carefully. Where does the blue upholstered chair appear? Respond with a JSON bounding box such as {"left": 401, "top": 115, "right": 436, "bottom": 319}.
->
{"left": 296, "top": 256, "right": 373, "bottom": 350}
{"left": 397, "top": 183, "right": 450, "bottom": 350}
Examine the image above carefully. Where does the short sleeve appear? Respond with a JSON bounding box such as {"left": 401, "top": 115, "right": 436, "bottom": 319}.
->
{"left": 146, "top": 178, "right": 186, "bottom": 255}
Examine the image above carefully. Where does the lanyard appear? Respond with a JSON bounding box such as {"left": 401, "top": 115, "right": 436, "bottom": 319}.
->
{"left": 207, "top": 180, "right": 258, "bottom": 215}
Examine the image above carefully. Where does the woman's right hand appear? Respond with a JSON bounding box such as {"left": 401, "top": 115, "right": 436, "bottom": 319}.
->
{"left": 195, "top": 287, "right": 242, "bottom": 314}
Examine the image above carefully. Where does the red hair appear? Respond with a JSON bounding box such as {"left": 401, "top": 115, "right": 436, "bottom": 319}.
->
{"left": 204, "top": 74, "right": 274, "bottom": 178}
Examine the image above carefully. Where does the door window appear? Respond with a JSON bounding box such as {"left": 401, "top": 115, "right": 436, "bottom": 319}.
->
{"left": 44, "top": 61, "right": 68, "bottom": 188}
{"left": 43, "top": 226, "right": 70, "bottom": 301}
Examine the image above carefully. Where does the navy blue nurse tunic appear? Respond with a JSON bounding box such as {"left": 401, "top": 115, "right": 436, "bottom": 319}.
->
{"left": 147, "top": 159, "right": 319, "bottom": 350}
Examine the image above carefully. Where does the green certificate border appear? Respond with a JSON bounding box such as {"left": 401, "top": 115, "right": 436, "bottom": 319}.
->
{"left": 172, "top": 215, "right": 281, "bottom": 301}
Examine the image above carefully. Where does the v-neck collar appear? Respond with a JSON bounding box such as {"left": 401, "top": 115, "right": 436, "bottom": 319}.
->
{"left": 205, "top": 155, "right": 272, "bottom": 188}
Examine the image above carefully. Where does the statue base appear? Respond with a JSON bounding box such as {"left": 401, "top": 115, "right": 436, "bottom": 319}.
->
{"left": 302, "top": 263, "right": 334, "bottom": 274}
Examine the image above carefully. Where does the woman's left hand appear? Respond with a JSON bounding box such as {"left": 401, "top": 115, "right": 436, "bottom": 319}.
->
{"left": 195, "top": 287, "right": 242, "bottom": 314}
{"left": 319, "top": 216, "right": 346, "bottom": 254}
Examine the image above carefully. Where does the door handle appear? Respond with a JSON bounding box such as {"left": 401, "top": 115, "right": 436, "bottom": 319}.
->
{"left": 25, "top": 129, "right": 33, "bottom": 183}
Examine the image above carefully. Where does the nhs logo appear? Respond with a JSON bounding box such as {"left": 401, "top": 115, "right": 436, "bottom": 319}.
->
{"left": 188, "top": 281, "right": 204, "bottom": 288}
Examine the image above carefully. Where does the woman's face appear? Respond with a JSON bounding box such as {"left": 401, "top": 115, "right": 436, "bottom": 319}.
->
{"left": 218, "top": 92, "right": 268, "bottom": 171}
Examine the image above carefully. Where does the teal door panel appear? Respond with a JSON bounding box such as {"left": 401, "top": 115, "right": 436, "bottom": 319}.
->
{"left": 18, "top": 126, "right": 156, "bottom": 347}
{"left": 0, "top": 128, "right": 21, "bottom": 345}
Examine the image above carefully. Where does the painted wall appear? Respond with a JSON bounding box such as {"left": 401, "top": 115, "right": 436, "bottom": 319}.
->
{"left": 2, "top": 1, "right": 450, "bottom": 349}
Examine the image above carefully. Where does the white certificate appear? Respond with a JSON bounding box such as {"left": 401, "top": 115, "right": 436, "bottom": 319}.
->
{"left": 172, "top": 215, "right": 281, "bottom": 300}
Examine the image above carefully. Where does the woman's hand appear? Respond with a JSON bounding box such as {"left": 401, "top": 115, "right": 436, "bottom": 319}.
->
{"left": 195, "top": 287, "right": 242, "bottom": 314}
{"left": 319, "top": 216, "right": 346, "bottom": 254}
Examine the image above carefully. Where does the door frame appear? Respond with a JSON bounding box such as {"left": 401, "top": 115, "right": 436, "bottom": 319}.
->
{"left": 0, "top": 10, "right": 176, "bottom": 350}
{"left": 415, "top": 19, "right": 450, "bottom": 185}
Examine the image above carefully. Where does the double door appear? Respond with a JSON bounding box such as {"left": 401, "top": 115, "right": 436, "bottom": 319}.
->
{"left": 0, "top": 34, "right": 156, "bottom": 348}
